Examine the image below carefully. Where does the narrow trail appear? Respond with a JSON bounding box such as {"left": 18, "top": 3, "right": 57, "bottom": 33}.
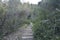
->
{"left": 2, "top": 25, "right": 26, "bottom": 40}
{"left": 2, "top": 23, "right": 33, "bottom": 40}
{"left": 22, "top": 24, "right": 33, "bottom": 40}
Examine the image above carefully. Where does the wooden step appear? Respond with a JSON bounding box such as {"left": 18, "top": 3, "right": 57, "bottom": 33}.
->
{"left": 22, "top": 36, "right": 33, "bottom": 39}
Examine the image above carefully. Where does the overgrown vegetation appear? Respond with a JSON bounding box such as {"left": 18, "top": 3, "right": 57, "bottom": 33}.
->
{"left": 0, "top": 0, "right": 34, "bottom": 40}
{"left": 0, "top": 0, "right": 60, "bottom": 40}
{"left": 33, "top": 0, "right": 60, "bottom": 40}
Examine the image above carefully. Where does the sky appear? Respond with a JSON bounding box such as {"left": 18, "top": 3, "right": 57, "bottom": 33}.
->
{"left": 2, "top": 0, "right": 9, "bottom": 1}
{"left": 20, "top": 0, "right": 41, "bottom": 4}
{"left": 2, "top": 0, "right": 41, "bottom": 4}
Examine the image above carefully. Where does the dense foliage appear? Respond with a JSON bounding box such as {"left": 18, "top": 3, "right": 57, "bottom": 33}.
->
{"left": 0, "top": 0, "right": 34, "bottom": 39}
{"left": 33, "top": 0, "right": 60, "bottom": 40}
{"left": 1, "top": 0, "right": 60, "bottom": 40}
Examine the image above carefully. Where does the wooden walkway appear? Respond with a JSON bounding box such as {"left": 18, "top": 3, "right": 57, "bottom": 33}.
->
{"left": 2, "top": 23, "right": 33, "bottom": 40}
{"left": 22, "top": 23, "right": 33, "bottom": 40}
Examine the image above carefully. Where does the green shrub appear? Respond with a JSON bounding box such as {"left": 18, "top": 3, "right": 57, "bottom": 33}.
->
{"left": 33, "top": 9, "right": 60, "bottom": 40}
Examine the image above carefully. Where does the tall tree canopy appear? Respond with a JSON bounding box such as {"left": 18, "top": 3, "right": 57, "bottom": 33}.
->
{"left": 38, "top": 0, "right": 60, "bottom": 11}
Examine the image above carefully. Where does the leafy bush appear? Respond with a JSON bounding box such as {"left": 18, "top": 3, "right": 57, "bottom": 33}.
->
{"left": 33, "top": 8, "right": 60, "bottom": 40}
{"left": 0, "top": 3, "right": 31, "bottom": 40}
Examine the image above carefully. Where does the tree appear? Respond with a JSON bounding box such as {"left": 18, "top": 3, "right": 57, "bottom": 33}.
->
{"left": 38, "top": 0, "right": 58, "bottom": 11}
{"left": 0, "top": 3, "right": 7, "bottom": 39}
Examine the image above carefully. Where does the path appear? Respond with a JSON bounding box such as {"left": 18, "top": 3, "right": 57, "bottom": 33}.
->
{"left": 22, "top": 23, "right": 33, "bottom": 40}
{"left": 2, "top": 23, "right": 33, "bottom": 40}
{"left": 2, "top": 25, "right": 26, "bottom": 40}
